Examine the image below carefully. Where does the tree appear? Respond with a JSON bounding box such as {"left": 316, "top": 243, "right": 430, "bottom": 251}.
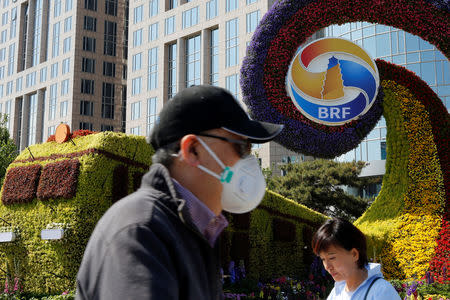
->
{"left": 267, "top": 159, "right": 378, "bottom": 220}
{"left": 0, "top": 113, "right": 18, "bottom": 186}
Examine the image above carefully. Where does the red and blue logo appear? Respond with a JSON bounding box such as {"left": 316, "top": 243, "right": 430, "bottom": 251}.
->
{"left": 287, "top": 38, "right": 379, "bottom": 125}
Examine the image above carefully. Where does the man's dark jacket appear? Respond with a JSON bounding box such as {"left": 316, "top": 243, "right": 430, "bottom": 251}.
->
{"left": 76, "top": 164, "right": 224, "bottom": 300}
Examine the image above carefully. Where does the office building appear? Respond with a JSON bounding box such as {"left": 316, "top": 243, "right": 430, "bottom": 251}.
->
{"left": 0, "top": 0, "right": 128, "bottom": 150}
{"left": 324, "top": 23, "right": 449, "bottom": 164}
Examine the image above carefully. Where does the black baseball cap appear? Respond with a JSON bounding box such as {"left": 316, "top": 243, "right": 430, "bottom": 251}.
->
{"left": 150, "top": 85, "right": 284, "bottom": 150}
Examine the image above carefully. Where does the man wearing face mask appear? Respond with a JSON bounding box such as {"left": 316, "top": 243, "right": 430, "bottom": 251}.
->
{"left": 75, "top": 85, "right": 284, "bottom": 300}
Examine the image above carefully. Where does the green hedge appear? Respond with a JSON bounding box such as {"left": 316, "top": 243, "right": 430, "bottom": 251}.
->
{"left": 0, "top": 132, "right": 153, "bottom": 294}
{"left": 224, "top": 190, "right": 327, "bottom": 281}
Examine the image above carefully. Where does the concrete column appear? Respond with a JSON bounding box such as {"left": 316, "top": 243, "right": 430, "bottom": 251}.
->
{"left": 20, "top": 96, "right": 29, "bottom": 150}
{"left": 40, "top": 0, "right": 49, "bottom": 63}
{"left": 201, "top": 29, "right": 210, "bottom": 85}
{"left": 25, "top": 0, "right": 35, "bottom": 69}
{"left": 36, "top": 89, "right": 45, "bottom": 143}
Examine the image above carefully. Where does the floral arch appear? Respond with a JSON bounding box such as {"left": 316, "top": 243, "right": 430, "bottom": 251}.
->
{"left": 240, "top": 0, "right": 449, "bottom": 281}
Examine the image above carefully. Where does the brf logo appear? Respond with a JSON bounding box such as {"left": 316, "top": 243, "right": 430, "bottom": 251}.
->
{"left": 287, "top": 37, "right": 379, "bottom": 125}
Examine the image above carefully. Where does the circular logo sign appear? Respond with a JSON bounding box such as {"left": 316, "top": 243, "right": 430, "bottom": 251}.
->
{"left": 287, "top": 37, "right": 379, "bottom": 125}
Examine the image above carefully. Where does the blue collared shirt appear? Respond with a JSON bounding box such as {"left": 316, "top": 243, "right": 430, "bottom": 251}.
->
{"left": 172, "top": 179, "right": 228, "bottom": 247}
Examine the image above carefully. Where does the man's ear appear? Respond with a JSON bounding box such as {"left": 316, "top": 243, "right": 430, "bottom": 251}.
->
{"left": 179, "top": 135, "right": 200, "bottom": 166}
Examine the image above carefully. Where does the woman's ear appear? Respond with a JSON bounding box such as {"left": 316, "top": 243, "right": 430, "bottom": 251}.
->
{"left": 179, "top": 135, "right": 200, "bottom": 166}
{"left": 351, "top": 248, "right": 360, "bottom": 263}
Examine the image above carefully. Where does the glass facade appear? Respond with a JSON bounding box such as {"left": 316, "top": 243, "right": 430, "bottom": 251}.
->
{"left": 186, "top": 35, "right": 200, "bottom": 87}
{"left": 147, "top": 97, "right": 157, "bottom": 134}
{"left": 206, "top": 0, "right": 217, "bottom": 20}
{"left": 28, "top": 93, "right": 38, "bottom": 146}
{"left": 324, "top": 22, "right": 449, "bottom": 162}
{"left": 148, "top": 47, "right": 158, "bottom": 90}
{"left": 210, "top": 29, "right": 219, "bottom": 86}
{"left": 168, "top": 43, "right": 177, "bottom": 99}
{"left": 225, "top": 18, "right": 239, "bottom": 67}
{"left": 246, "top": 10, "right": 260, "bottom": 33}
{"left": 226, "top": 74, "right": 239, "bottom": 100}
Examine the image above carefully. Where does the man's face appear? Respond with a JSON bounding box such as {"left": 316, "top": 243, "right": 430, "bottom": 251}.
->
{"left": 196, "top": 128, "right": 250, "bottom": 174}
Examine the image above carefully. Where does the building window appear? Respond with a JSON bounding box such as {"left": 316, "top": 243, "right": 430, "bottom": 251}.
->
{"left": 226, "top": 18, "right": 239, "bottom": 67}
{"left": 84, "top": 16, "right": 97, "bottom": 31}
{"left": 81, "top": 79, "right": 95, "bottom": 94}
{"left": 0, "top": 48, "right": 5, "bottom": 61}
{"left": 63, "top": 37, "right": 71, "bottom": 53}
{"left": 130, "top": 126, "right": 140, "bottom": 135}
{"left": 186, "top": 35, "right": 200, "bottom": 87}
{"left": 129, "top": 53, "right": 141, "bottom": 72}
{"left": 134, "top": 5, "right": 143, "bottom": 24}
{"left": 149, "top": 0, "right": 158, "bottom": 17}
{"left": 52, "top": 22, "right": 60, "bottom": 58}
{"left": 7, "top": 43, "right": 15, "bottom": 76}
{"left": 28, "top": 93, "right": 38, "bottom": 146}
{"left": 62, "top": 58, "right": 70, "bottom": 74}
{"left": 16, "top": 77, "right": 22, "bottom": 92}
{"left": 133, "top": 28, "right": 143, "bottom": 47}
{"left": 182, "top": 7, "right": 198, "bottom": 29}
{"left": 54, "top": 0, "right": 61, "bottom": 17}
{"left": 65, "top": 0, "right": 73, "bottom": 11}
{"left": 226, "top": 74, "right": 239, "bottom": 100}
{"left": 206, "top": 0, "right": 217, "bottom": 20}
{"left": 104, "top": 21, "right": 117, "bottom": 56}
{"left": 51, "top": 62, "right": 58, "bottom": 78}
{"left": 61, "top": 79, "right": 69, "bottom": 95}
{"left": 131, "top": 101, "right": 141, "bottom": 120}
{"left": 147, "top": 97, "right": 157, "bottom": 135}
{"left": 83, "top": 36, "right": 96, "bottom": 52}
{"left": 132, "top": 77, "right": 142, "bottom": 95}
{"left": 165, "top": 16, "right": 175, "bottom": 36}
{"left": 168, "top": 43, "right": 177, "bottom": 99}
{"left": 26, "top": 72, "right": 36, "bottom": 88}
{"left": 1, "top": 12, "right": 8, "bottom": 26}
{"left": 48, "top": 126, "right": 56, "bottom": 137}
{"left": 80, "top": 100, "right": 94, "bottom": 116}
{"left": 40, "top": 67, "right": 47, "bottom": 82}
{"left": 0, "top": 66, "right": 4, "bottom": 79}
{"left": 84, "top": 0, "right": 97, "bottom": 11}
{"left": 82, "top": 57, "right": 95, "bottom": 73}
{"left": 226, "top": 0, "right": 238, "bottom": 12}
{"left": 80, "top": 122, "right": 93, "bottom": 130}
{"left": 60, "top": 59, "right": 70, "bottom": 75}
{"left": 49, "top": 84, "right": 57, "bottom": 120}
{"left": 0, "top": 30, "right": 6, "bottom": 44}
{"left": 105, "top": 0, "right": 117, "bottom": 16}
{"left": 247, "top": 0, "right": 257, "bottom": 4}
{"left": 149, "top": 23, "right": 158, "bottom": 41}
{"left": 10, "top": 7, "right": 17, "bottom": 39}
{"left": 210, "top": 28, "right": 219, "bottom": 86}
{"left": 64, "top": 16, "right": 72, "bottom": 32}
{"left": 168, "top": 0, "right": 177, "bottom": 9}
{"left": 60, "top": 101, "right": 68, "bottom": 117}
{"left": 101, "top": 124, "right": 113, "bottom": 131}
{"left": 102, "top": 82, "right": 115, "bottom": 119}
{"left": 5, "top": 81, "right": 12, "bottom": 95}
{"left": 148, "top": 47, "right": 158, "bottom": 91}
{"left": 246, "top": 10, "right": 260, "bottom": 33}
{"left": 103, "top": 61, "right": 115, "bottom": 77}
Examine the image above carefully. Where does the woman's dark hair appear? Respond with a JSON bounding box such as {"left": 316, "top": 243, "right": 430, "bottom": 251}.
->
{"left": 311, "top": 218, "right": 368, "bottom": 269}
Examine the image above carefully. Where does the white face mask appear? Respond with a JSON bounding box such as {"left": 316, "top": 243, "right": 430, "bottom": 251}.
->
{"left": 195, "top": 137, "right": 267, "bottom": 214}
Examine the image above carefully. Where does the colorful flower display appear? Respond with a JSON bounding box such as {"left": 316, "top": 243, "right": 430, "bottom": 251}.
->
{"left": 241, "top": 0, "right": 449, "bottom": 282}
{"left": 241, "top": 0, "right": 449, "bottom": 157}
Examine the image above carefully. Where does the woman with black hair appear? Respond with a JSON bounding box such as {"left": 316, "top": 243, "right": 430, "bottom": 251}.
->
{"left": 312, "top": 218, "right": 400, "bottom": 300}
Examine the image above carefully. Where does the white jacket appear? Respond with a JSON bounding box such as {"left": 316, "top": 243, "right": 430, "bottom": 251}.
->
{"left": 327, "top": 263, "right": 401, "bottom": 300}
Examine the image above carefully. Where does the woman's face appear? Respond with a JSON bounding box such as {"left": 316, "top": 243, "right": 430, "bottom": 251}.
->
{"left": 319, "top": 244, "right": 359, "bottom": 282}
